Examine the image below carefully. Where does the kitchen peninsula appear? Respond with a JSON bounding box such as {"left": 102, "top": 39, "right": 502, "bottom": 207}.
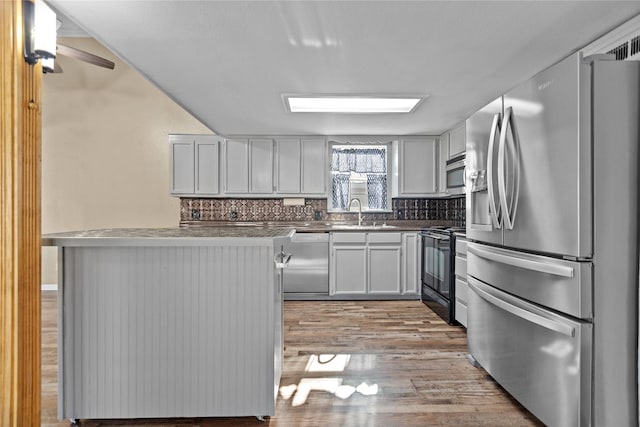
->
{"left": 43, "top": 227, "right": 293, "bottom": 422}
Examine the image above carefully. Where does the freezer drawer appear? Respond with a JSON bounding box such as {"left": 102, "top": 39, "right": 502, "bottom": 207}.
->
{"left": 468, "top": 278, "right": 592, "bottom": 427}
{"left": 467, "top": 242, "right": 591, "bottom": 319}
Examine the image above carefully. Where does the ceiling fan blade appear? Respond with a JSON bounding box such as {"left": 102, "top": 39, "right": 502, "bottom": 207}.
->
{"left": 57, "top": 44, "right": 115, "bottom": 70}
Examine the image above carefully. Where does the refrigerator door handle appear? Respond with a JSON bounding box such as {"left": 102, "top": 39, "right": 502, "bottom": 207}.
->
{"left": 486, "top": 112, "right": 502, "bottom": 229}
{"left": 498, "top": 107, "right": 521, "bottom": 230}
{"left": 468, "top": 277, "right": 576, "bottom": 337}
{"left": 507, "top": 107, "right": 522, "bottom": 229}
{"left": 468, "top": 244, "right": 575, "bottom": 277}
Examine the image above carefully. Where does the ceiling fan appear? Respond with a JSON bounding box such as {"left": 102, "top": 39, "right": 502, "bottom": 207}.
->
{"left": 44, "top": 18, "right": 116, "bottom": 73}
{"left": 47, "top": 43, "right": 116, "bottom": 73}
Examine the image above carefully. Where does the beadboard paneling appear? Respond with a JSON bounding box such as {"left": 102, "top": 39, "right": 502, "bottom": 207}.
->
{"left": 61, "top": 245, "right": 277, "bottom": 419}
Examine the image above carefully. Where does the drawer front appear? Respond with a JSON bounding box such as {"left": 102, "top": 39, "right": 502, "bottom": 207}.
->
{"left": 455, "top": 238, "right": 467, "bottom": 255}
{"left": 367, "top": 232, "right": 402, "bottom": 244}
{"left": 467, "top": 242, "right": 592, "bottom": 319}
{"left": 454, "top": 300, "right": 467, "bottom": 327}
{"left": 454, "top": 255, "right": 467, "bottom": 278}
{"left": 467, "top": 278, "right": 592, "bottom": 427}
{"left": 331, "top": 232, "right": 367, "bottom": 244}
{"left": 455, "top": 277, "right": 468, "bottom": 302}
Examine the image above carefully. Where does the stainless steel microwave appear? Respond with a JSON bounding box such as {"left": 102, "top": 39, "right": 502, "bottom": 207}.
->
{"left": 445, "top": 154, "right": 465, "bottom": 195}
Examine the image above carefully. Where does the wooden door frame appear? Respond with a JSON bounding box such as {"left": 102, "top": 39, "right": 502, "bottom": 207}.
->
{"left": 1, "top": 0, "right": 42, "bottom": 425}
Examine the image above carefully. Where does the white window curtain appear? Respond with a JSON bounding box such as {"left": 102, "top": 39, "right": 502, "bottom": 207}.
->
{"left": 330, "top": 147, "right": 388, "bottom": 210}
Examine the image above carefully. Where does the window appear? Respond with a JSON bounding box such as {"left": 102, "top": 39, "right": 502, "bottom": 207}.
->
{"left": 328, "top": 144, "right": 391, "bottom": 212}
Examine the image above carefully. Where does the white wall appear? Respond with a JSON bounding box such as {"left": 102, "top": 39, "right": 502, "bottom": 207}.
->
{"left": 42, "top": 38, "right": 211, "bottom": 284}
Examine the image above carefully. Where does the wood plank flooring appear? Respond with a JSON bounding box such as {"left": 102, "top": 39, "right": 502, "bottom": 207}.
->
{"left": 41, "top": 292, "right": 542, "bottom": 426}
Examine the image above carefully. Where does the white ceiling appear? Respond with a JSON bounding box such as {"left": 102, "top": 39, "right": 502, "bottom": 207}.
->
{"left": 49, "top": 1, "right": 640, "bottom": 137}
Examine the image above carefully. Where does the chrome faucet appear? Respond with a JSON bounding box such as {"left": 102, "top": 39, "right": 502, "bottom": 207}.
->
{"left": 349, "top": 198, "right": 363, "bottom": 226}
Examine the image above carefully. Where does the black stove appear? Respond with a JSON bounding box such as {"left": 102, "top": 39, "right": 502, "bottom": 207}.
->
{"left": 419, "top": 226, "right": 465, "bottom": 324}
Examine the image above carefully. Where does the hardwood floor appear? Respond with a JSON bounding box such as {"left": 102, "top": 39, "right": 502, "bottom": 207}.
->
{"left": 41, "top": 292, "right": 542, "bottom": 426}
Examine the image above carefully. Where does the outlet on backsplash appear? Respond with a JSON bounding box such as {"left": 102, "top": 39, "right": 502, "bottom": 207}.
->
{"left": 314, "top": 211, "right": 322, "bottom": 221}
{"left": 230, "top": 211, "right": 238, "bottom": 220}
{"left": 191, "top": 209, "right": 200, "bottom": 220}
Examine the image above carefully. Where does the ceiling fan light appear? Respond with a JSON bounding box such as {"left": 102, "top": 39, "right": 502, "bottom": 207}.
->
{"left": 41, "top": 56, "right": 55, "bottom": 73}
{"left": 33, "top": 0, "right": 57, "bottom": 58}
{"left": 23, "top": 0, "right": 57, "bottom": 65}
{"left": 284, "top": 95, "right": 425, "bottom": 113}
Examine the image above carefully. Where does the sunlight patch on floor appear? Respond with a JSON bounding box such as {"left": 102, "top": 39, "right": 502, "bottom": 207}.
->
{"left": 281, "top": 354, "right": 379, "bottom": 406}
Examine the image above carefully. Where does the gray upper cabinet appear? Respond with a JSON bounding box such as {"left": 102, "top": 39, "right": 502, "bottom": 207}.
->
{"left": 438, "top": 132, "right": 450, "bottom": 196}
{"left": 170, "top": 134, "right": 220, "bottom": 196}
{"left": 195, "top": 139, "right": 220, "bottom": 194}
{"left": 249, "top": 138, "right": 274, "bottom": 193}
{"left": 301, "top": 138, "right": 326, "bottom": 195}
{"left": 276, "top": 138, "right": 302, "bottom": 193}
{"left": 449, "top": 123, "right": 466, "bottom": 158}
{"left": 397, "top": 137, "right": 438, "bottom": 196}
{"left": 224, "top": 138, "right": 250, "bottom": 193}
{"left": 275, "top": 137, "right": 327, "bottom": 196}
{"left": 225, "top": 138, "right": 273, "bottom": 194}
{"left": 170, "top": 136, "right": 195, "bottom": 195}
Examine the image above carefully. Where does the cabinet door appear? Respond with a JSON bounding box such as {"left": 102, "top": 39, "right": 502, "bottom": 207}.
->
{"left": 331, "top": 246, "right": 367, "bottom": 295}
{"left": 250, "top": 138, "right": 273, "bottom": 193}
{"left": 276, "top": 138, "right": 301, "bottom": 193}
{"left": 170, "top": 136, "right": 195, "bottom": 195}
{"left": 438, "top": 133, "right": 449, "bottom": 196}
{"left": 368, "top": 246, "right": 401, "bottom": 293}
{"left": 399, "top": 137, "right": 437, "bottom": 196}
{"left": 195, "top": 139, "right": 219, "bottom": 194}
{"left": 301, "top": 138, "right": 326, "bottom": 195}
{"left": 225, "top": 139, "right": 249, "bottom": 193}
{"left": 402, "top": 232, "right": 420, "bottom": 295}
{"left": 449, "top": 123, "right": 466, "bottom": 158}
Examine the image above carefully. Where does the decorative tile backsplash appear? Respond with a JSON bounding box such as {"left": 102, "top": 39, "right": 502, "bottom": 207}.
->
{"left": 181, "top": 196, "right": 465, "bottom": 227}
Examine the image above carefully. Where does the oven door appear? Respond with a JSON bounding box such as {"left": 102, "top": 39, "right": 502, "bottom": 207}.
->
{"left": 421, "top": 232, "right": 450, "bottom": 296}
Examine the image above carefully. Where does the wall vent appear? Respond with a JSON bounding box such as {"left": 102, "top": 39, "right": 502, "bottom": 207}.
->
{"left": 582, "top": 15, "right": 640, "bottom": 60}
{"left": 631, "top": 36, "right": 640, "bottom": 57}
{"left": 607, "top": 42, "right": 629, "bottom": 60}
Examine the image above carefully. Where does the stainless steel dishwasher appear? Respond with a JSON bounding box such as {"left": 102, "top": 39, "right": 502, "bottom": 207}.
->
{"left": 282, "top": 232, "right": 329, "bottom": 300}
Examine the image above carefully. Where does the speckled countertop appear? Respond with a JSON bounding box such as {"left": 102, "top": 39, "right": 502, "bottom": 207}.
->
{"left": 42, "top": 220, "right": 449, "bottom": 247}
{"left": 42, "top": 227, "right": 296, "bottom": 247}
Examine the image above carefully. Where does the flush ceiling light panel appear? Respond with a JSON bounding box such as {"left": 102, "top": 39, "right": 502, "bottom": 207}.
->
{"left": 283, "top": 94, "right": 428, "bottom": 113}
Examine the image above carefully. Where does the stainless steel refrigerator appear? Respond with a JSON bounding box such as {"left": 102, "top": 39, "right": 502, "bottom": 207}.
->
{"left": 465, "top": 52, "right": 639, "bottom": 427}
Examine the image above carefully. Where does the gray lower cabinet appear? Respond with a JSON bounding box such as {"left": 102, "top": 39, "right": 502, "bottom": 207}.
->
{"left": 332, "top": 245, "right": 368, "bottom": 294}
{"left": 330, "top": 232, "right": 419, "bottom": 297}
{"left": 369, "top": 246, "right": 401, "bottom": 293}
{"left": 331, "top": 232, "right": 368, "bottom": 295}
{"left": 401, "top": 232, "right": 420, "bottom": 295}
{"left": 454, "top": 235, "right": 468, "bottom": 327}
